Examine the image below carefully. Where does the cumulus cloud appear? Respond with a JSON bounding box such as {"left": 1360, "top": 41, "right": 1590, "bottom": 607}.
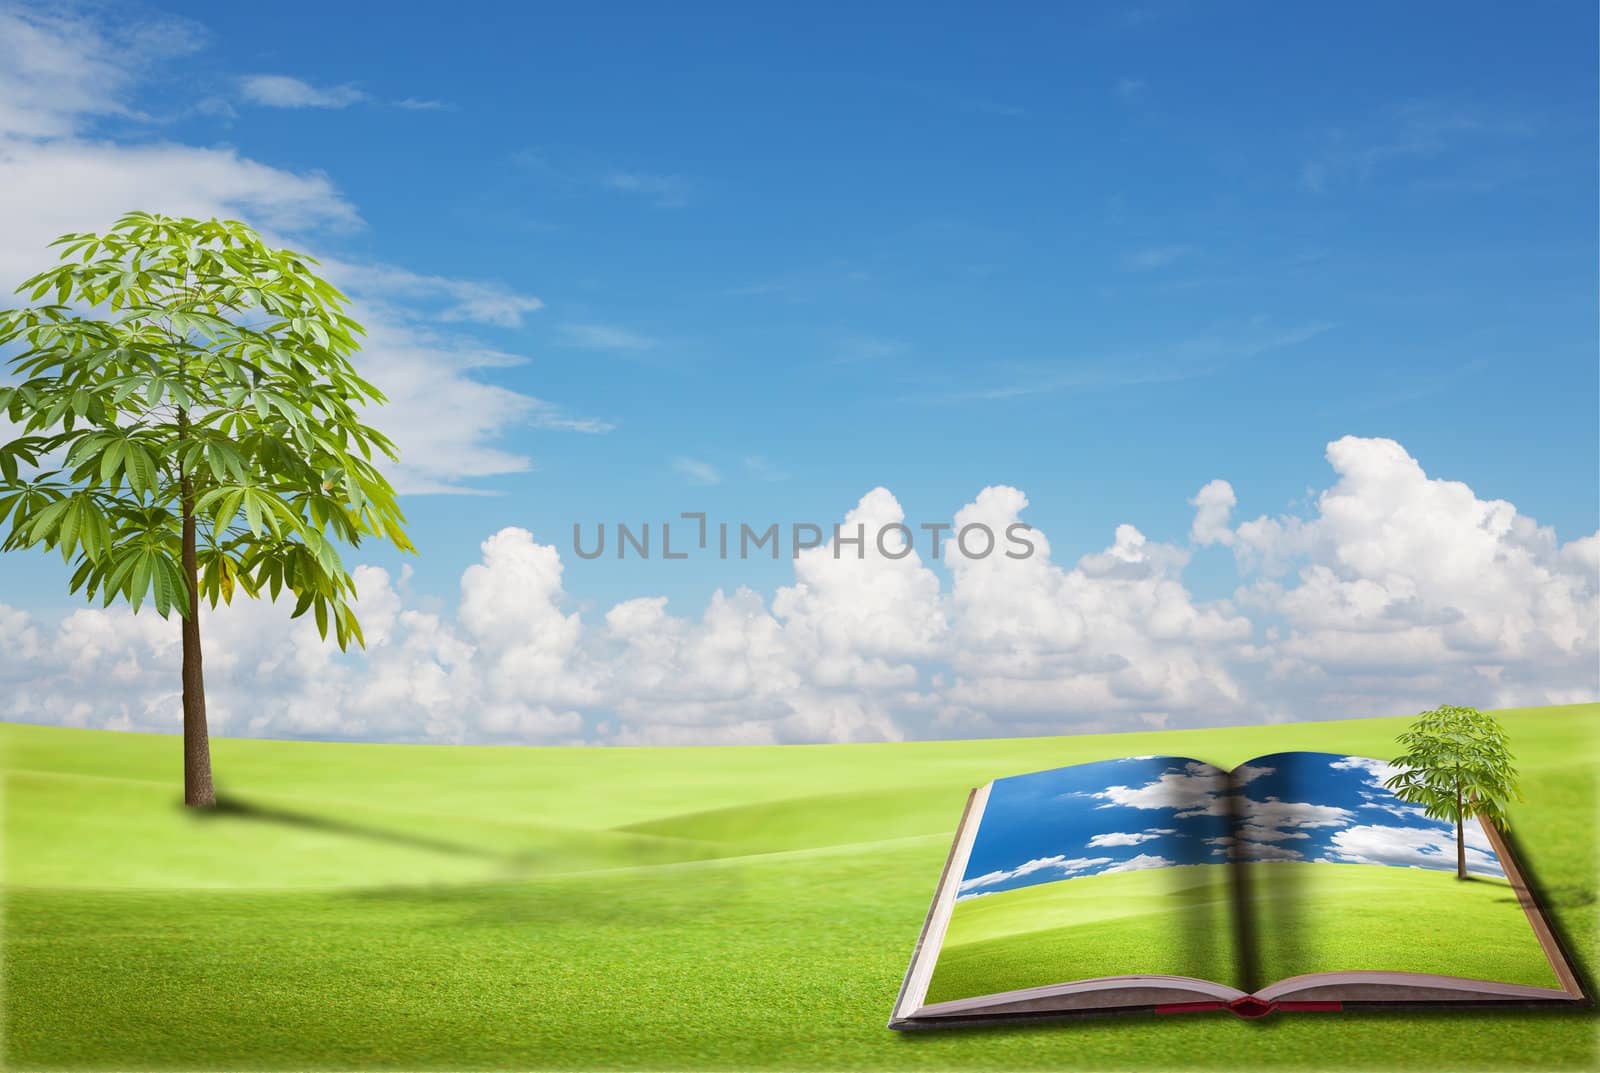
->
{"left": 1233, "top": 436, "right": 1598, "bottom": 713}
{"left": 1092, "top": 761, "right": 1272, "bottom": 816}
{"left": 1094, "top": 763, "right": 1234, "bottom": 812}
{"left": 1086, "top": 828, "right": 1176, "bottom": 848}
{"left": 938, "top": 488, "right": 1252, "bottom": 735}
{"left": 1327, "top": 822, "right": 1502, "bottom": 877}
{"left": 2, "top": 435, "right": 1596, "bottom": 745}
{"left": 1239, "top": 796, "right": 1354, "bottom": 832}
{"left": 1189, "top": 479, "right": 1237, "bottom": 546}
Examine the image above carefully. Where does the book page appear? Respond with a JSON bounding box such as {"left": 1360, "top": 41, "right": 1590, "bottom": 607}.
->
{"left": 922, "top": 757, "right": 1246, "bottom": 1004}
{"left": 1229, "top": 752, "right": 1563, "bottom": 991}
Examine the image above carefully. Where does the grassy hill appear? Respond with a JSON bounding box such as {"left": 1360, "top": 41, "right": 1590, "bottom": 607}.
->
{"left": 3, "top": 702, "right": 1596, "bottom": 1070}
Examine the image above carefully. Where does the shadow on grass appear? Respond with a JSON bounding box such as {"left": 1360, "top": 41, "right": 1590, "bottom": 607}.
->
{"left": 183, "top": 795, "right": 755, "bottom": 928}
{"left": 891, "top": 1000, "right": 1600, "bottom": 1047}
{"left": 331, "top": 867, "right": 756, "bottom": 932}
{"left": 1494, "top": 824, "right": 1598, "bottom": 1005}
{"left": 190, "top": 794, "right": 500, "bottom": 860}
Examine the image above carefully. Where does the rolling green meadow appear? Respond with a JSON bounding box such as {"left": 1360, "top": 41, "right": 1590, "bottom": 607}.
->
{"left": 3, "top": 703, "right": 1596, "bottom": 1071}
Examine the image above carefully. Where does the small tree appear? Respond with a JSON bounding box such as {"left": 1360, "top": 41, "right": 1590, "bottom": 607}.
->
{"left": 0, "top": 212, "right": 413, "bottom": 806}
{"left": 1384, "top": 704, "right": 1522, "bottom": 880}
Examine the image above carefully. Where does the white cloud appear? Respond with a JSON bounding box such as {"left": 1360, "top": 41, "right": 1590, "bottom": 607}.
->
{"left": 1233, "top": 436, "right": 1599, "bottom": 712}
{"left": 1, "top": 442, "right": 1595, "bottom": 743}
{"left": 937, "top": 489, "right": 1253, "bottom": 735}
{"left": 1189, "top": 479, "right": 1237, "bottom": 546}
{"left": 1334, "top": 758, "right": 1442, "bottom": 821}
{"left": 1092, "top": 761, "right": 1273, "bottom": 816}
{"left": 1327, "top": 822, "right": 1502, "bottom": 877}
{"left": 0, "top": 5, "right": 204, "bottom": 138}
{"left": 559, "top": 323, "right": 658, "bottom": 352}
{"left": 1331, "top": 755, "right": 1404, "bottom": 786}
{"left": 1238, "top": 796, "right": 1355, "bottom": 832}
{"left": 1102, "top": 853, "right": 1174, "bottom": 873}
{"left": 240, "top": 74, "right": 367, "bottom": 109}
{"left": 1086, "top": 827, "right": 1175, "bottom": 848}
{"left": 672, "top": 458, "right": 722, "bottom": 486}
{"left": 331, "top": 260, "right": 544, "bottom": 328}
{"left": 958, "top": 854, "right": 1114, "bottom": 894}
{"left": 525, "top": 400, "right": 615, "bottom": 435}
{"left": 1094, "top": 762, "right": 1233, "bottom": 812}
{"left": 0, "top": 139, "right": 361, "bottom": 288}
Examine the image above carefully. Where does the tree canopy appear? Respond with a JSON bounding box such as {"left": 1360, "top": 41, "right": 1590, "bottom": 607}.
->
{"left": 0, "top": 212, "right": 413, "bottom": 646}
{"left": 1383, "top": 703, "right": 1522, "bottom": 832}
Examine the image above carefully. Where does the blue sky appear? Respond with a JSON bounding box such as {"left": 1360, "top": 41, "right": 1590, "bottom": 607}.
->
{"left": 0, "top": 2, "right": 1594, "bottom": 745}
{"left": 5, "top": 1, "right": 1596, "bottom": 612}
{"left": 958, "top": 751, "right": 1505, "bottom": 900}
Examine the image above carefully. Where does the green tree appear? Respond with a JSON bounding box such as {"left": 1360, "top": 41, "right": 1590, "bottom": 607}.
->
{"left": 0, "top": 212, "right": 413, "bottom": 807}
{"left": 1384, "top": 704, "right": 1522, "bottom": 880}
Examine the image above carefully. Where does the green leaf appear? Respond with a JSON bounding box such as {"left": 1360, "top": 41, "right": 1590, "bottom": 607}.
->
{"left": 100, "top": 439, "right": 127, "bottom": 483}
{"left": 1, "top": 212, "right": 411, "bottom": 645}
{"left": 25, "top": 497, "right": 71, "bottom": 544}
{"left": 57, "top": 498, "right": 82, "bottom": 561}
{"left": 241, "top": 488, "right": 265, "bottom": 536}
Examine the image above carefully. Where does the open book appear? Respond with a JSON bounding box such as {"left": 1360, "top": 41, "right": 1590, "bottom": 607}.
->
{"left": 890, "top": 752, "right": 1586, "bottom": 1028}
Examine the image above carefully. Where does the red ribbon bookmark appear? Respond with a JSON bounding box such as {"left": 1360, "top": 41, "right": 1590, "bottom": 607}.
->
{"left": 1153, "top": 998, "right": 1343, "bottom": 1018}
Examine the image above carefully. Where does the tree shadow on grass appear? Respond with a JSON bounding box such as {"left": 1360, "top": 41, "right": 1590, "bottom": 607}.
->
{"left": 188, "top": 794, "right": 502, "bottom": 860}
{"left": 188, "top": 791, "right": 729, "bottom": 875}
{"left": 183, "top": 795, "right": 753, "bottom": 930}
{"left": 333, "top": 865, "right": 756, "bottom": 931}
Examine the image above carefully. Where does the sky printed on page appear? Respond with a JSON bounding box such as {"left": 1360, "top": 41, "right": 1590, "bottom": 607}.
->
{"left": 957, "top": 752, "right": 1504, "bottom": 900}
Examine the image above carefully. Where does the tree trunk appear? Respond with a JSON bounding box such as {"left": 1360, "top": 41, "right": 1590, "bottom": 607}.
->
{"left": 1455, "top": 794, "right": 1466, "bottom": 880}
{"left": 181, "top": 470, "right": 215, "bottom": 808}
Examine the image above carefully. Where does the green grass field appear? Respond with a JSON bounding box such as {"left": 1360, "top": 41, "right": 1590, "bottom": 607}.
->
{"left": 925, "top": 862, "right": 1560, "bottom": 1005}
{"left": 3, "top": 703, "right": 1596, "bottom": 1070}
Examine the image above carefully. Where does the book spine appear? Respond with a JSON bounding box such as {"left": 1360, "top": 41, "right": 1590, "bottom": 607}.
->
{"left": 1154, "top": 1000, "right": 1344, "bottom": 1018}
{"left": 1153, "top": 1002, "right": 1224, "bottom": 1014}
